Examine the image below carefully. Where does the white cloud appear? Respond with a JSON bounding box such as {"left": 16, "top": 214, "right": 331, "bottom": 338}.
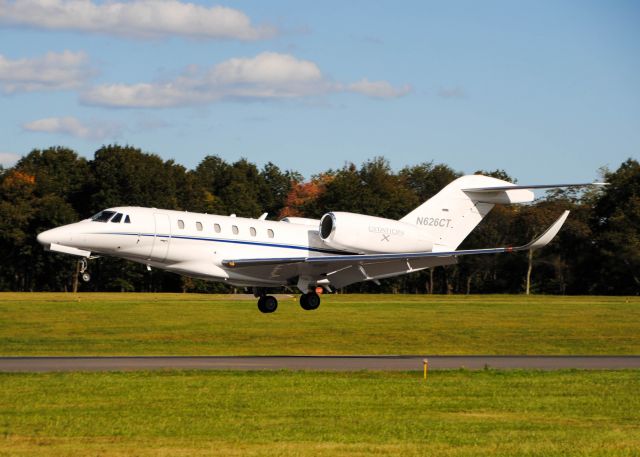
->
{"left": 23, "top": 116, "right": 122, "bottom": 140}
{"left": 437, "top": 86, "right": 467, "bottom": 99}
{"left": 81, "top": 52, "right": 410, "bottom": 108}
{"left": 348, "top": 79, "right": 412, "bottom": 99}
{"left": 0, "top": 0, "right": 276, "bottom": 40}
{"left": 212, "top": 53, "right": 322, "bottom": 85}
{"left": 0, "top": 152, "right": 21, "bottom": 167}
{"left": 0, "top": 51, "right": 91, "bottom": 93}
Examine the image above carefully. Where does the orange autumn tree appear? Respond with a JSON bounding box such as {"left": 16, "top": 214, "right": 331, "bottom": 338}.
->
{"left": 279, "top": 173, "right": 334, "bottom": 219}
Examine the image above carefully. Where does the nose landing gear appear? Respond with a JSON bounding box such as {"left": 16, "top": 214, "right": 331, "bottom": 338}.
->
{"left": 79, "top": 258, "right": 91, "bottom": 282}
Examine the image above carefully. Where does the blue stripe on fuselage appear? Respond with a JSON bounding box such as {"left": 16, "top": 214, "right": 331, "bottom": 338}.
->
{"left": 92, "top": 232, "right": 350, "bottom": 255}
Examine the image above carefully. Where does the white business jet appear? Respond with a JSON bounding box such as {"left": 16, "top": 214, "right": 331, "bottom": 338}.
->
{"left": 37, "top": 174, "right": 599, "bottom": 313}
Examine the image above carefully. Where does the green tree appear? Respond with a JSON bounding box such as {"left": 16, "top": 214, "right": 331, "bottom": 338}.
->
{"left": 0, "top": 148, "right": 92, "bottom": 291}
{"left": 591, "top": 159, "right": 640, "bottom": 294}
{"left": 16, "top": 147, "right": 92, "bottom": 214}
{"left": 258, "top": 162, "right": 300, "bottom": 218}
{"left": 317, "top": 157, "right": 418, "bottom": 219}
{"left": 193, "top": 156, "right": 265, "bottom": 217}
{"left": 399, "top": 162, "right": 460, "bottom": 202}
{"left": 89, "top": 145, "right": 184, "bottom": 212}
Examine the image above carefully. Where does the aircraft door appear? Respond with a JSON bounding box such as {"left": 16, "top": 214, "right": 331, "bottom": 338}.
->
{"left": 150, "top": 213, "right": 171, "bottom": 261}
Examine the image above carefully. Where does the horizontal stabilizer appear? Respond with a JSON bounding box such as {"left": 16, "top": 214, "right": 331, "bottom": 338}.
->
{"left": 462, "top": 182, "right": 607, "bottom": 192}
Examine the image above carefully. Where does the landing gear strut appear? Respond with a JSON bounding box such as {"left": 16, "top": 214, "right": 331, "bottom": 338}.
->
{"left": 254, "top": 289, "right": 278, "bottom": 313}
{"left": 79, "top": 258, "right": 91, "bottom": 282}
{"left": 300, "top": 292, "right": 320, "bottom": 311}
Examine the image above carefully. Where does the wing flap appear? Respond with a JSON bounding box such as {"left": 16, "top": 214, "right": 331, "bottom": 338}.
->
{"left": 222, "top": 257, "right": 307, "bottom": 268}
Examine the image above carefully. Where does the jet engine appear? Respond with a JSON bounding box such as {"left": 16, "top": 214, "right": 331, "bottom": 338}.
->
{"left": 319, "top": 212, "right": 433, "bottom": 254}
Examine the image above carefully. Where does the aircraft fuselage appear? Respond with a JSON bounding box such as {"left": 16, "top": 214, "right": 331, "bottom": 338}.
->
{"left": 37, "top": 206, "right": 342, "bottom": 288}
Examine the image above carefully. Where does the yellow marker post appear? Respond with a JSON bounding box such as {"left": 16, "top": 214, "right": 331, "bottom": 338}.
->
{"left": 423, "top": 358, "right": 428, "bottom": 380}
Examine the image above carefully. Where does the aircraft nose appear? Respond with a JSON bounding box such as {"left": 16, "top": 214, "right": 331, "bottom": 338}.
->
{"left": 37, "top": 227, "right": 69, "bottom": 246}
{"left": 37, "top": 228, "right": 56, "bottom": 246}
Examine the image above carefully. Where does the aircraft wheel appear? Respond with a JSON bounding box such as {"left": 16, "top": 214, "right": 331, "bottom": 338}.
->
{"left": 300, "top": 292, "right": 320, "bottom": 311}
{"left": 81, "top": 272, "right": 91, "bottom": 282}
{"left": 258, "top": 295, "right": 278, "bottom": 313}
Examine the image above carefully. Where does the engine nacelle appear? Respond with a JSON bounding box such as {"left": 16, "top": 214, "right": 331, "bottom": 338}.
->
{"left": 319, "top": 212, "right": 433, "bottom": 254}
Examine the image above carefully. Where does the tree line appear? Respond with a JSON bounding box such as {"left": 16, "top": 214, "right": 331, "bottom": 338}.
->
{"left": 0, "top": 145, "right": 638, "bottom": 295}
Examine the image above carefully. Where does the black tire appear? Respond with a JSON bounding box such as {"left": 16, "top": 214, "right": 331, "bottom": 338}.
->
{"left": 257, "top": 296, "right": 267, "bottom": 313}
{"left": 258, "top": 295, "right": 278, "bottom": 313}
{"left": 300, "top": 292, "right": 320, "bottom": 310}
{"left": 299, "top": 293, "right": 309, "bottom": 309}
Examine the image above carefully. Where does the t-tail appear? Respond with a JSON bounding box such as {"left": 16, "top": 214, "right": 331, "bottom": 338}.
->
{"left": 399, "top": 175, "right": 605, "bottom": 252}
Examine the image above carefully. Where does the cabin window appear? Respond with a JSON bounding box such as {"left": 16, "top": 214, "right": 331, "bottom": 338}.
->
{"left": 214, "top": 223, "right": 221, "bottom": 233}
{"left": 178, "top": 220, "right": 185, "bottom": 229}
{"left": 250, "top": 227, "right": 256, "bottom": 237}
{"left": 91, "top": 210, "right": 116, "bottom": 222}
{"left": 196, "top": 222, "right": 203, "bottom": 231}
{"left": 232, "top": 225, "right": 239, "bottom": 235}
{"left": 111, "top": 213, "right": 123, "bottom": 223}
{"left": 125, "top": 215, "right": 131, "bottom": 223}
{"left": 267, "top": 229, "right": 274, "bottom": 238}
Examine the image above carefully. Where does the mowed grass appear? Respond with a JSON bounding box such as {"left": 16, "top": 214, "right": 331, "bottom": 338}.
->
{"left": 1, "top": 293, "right": 639, "bottom": 355}
{"left": 1, "top": 370, "right": 639, "bottom": 456}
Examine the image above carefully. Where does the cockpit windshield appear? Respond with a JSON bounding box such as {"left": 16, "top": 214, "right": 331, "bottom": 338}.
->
{"left": 91, "top": 210, "right": 116, "bottom": 222}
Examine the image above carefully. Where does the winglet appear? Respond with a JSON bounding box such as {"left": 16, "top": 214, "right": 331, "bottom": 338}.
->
{"left": 519, "top": 210, "right": 570, "bottom": 251}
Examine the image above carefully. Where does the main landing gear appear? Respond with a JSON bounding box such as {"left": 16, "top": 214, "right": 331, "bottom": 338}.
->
{"left": 253, "top": 288, "right": 321, "bottom": 313}
{"left": 254, "top": 289, "right": 278, "bottom": 313}
{"left": 257, "top": 295, "right": 278, "bottom": 313}
{"left": 300, "top": 292, "right": 321, "bottom": 311}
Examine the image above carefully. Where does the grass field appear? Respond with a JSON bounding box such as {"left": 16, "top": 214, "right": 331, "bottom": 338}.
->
{"left": 1, "top": 369, "right": 639, "bottom": 456}
{"left": 1, "top": 293, "right": 639, "bottom": 355}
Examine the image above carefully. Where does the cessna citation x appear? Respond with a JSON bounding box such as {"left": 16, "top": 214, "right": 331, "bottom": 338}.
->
{"left": 37, "top": 175, "right": 601, "bottom": 313}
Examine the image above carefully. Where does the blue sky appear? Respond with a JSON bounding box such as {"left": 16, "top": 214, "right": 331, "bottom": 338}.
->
{"left": 0, "top": 0, "right": 638, "bottom": 183}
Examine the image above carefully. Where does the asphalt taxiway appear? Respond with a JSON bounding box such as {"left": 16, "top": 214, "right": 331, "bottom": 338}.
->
{"left": 1, "top": 355, "right": 639, "bottom": 372}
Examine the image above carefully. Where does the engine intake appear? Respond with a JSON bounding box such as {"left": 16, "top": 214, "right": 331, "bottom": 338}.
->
{"left": 320, "top": 213, "right": 336, "bottom": 239}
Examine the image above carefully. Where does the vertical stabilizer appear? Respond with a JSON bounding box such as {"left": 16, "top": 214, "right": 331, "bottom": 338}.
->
{"left": 400, "top": 175, "right": 534, "bottom": 251}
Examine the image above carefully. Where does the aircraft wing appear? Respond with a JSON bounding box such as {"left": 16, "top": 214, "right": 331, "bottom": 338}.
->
{"left": 222, "top": 211, "right": 569, "bottom": 287}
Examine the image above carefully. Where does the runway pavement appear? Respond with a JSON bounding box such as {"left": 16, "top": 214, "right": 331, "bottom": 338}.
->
{"left": 1, "top": 356, "right": 639, "bottom": 372}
